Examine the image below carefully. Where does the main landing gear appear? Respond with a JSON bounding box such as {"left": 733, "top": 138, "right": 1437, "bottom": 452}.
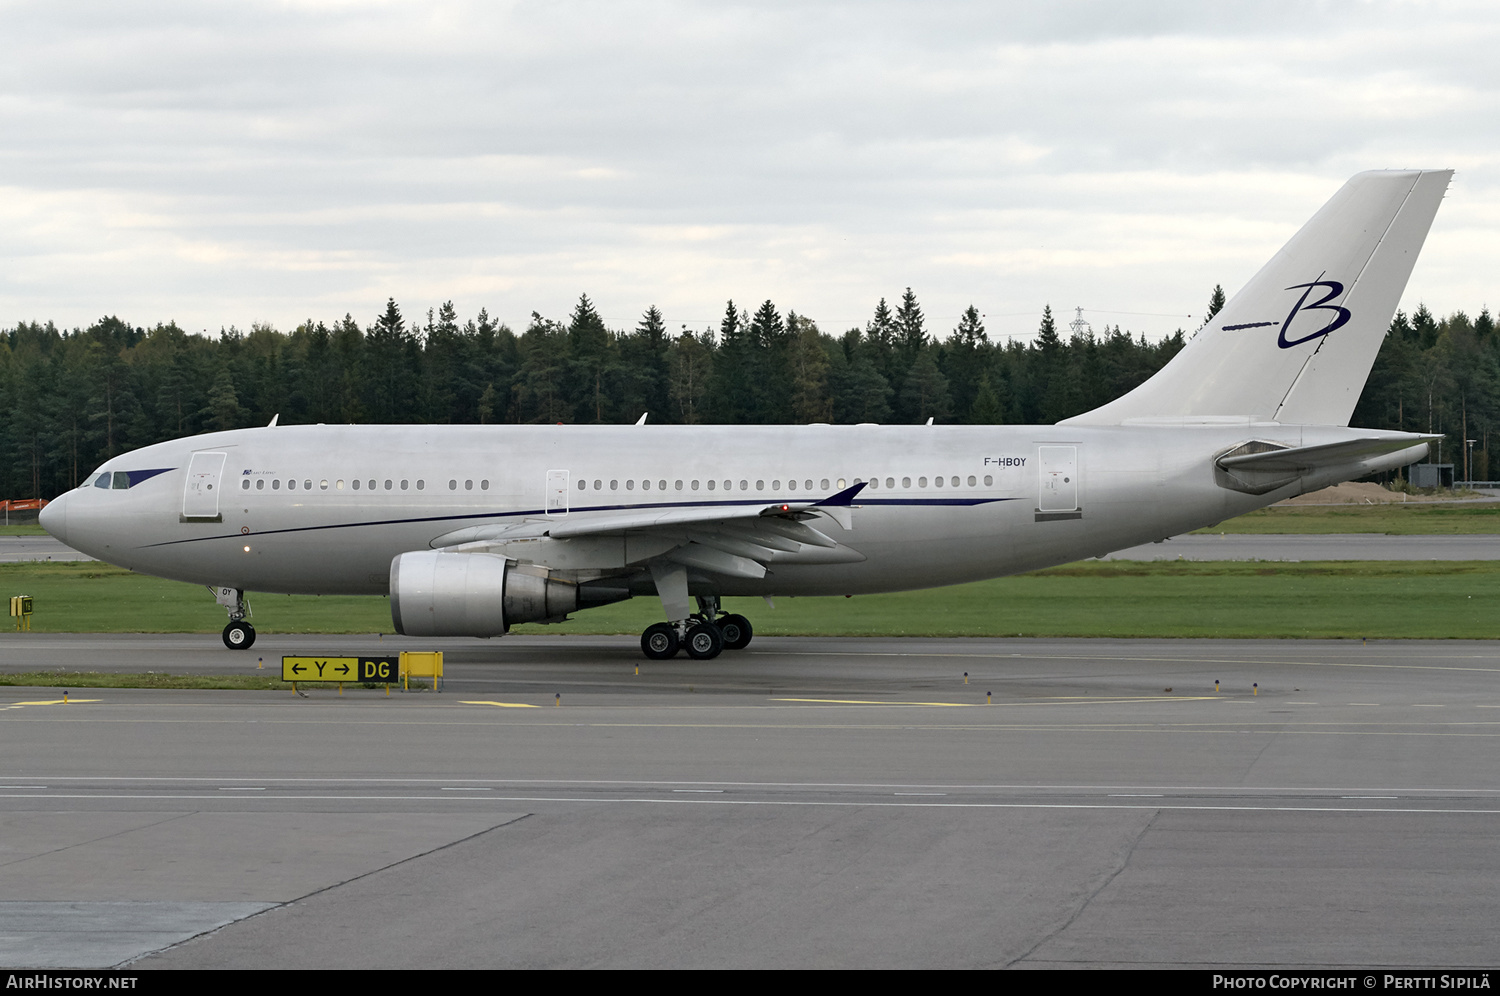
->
{"left": 639, "top": 595, "right": 753, "bottom": 661}
{"left": 214, "top": 586, "right": 256, "bottom": 650}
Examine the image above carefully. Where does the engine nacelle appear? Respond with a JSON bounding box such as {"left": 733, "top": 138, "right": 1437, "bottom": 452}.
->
{"left": 389, "top": 550, "right": 580, "bottom": 637}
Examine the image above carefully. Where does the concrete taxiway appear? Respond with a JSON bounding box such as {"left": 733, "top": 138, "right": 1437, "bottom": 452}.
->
{"left": 2, "top": 633, "right": 1499, "bottom": 968}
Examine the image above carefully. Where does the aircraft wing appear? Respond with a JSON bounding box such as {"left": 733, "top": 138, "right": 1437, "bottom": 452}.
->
{"left": 429, "top": 483, "right": 869, "bottom": 577}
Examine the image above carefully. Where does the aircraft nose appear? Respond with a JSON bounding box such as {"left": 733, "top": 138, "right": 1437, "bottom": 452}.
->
{"left": 38, "top": 493, "right": 67, "bottom": 545}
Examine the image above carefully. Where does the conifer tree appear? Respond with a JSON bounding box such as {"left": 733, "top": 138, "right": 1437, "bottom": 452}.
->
{"left": 1205, "top": 284, "right": 1226, "bottom": 324}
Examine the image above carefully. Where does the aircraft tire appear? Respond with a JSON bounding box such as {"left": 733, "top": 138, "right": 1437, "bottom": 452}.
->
{"left": 718, "top": 614, "right": 753, "bottom": 650}
{"left": 683, "top": 621, "right": 724, "bottom": 661}
{"left": 223, "top": 621, "right": 256, "bottom": 650}
{"left": 641, "top": 622, "right": 679, "bottom": 660}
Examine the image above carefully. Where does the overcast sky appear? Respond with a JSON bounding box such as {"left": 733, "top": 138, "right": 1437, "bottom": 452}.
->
{"left": 2, "top": 0, "right": 1496, "bottom": 343}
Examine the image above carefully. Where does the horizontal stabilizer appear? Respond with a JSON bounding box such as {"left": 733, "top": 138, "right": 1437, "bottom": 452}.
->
{"left": 1214, "top": 433, "right": 1435, "bottom": 495}
{"left": 1217, "top": 435, "right": 1440, "bottom": 474}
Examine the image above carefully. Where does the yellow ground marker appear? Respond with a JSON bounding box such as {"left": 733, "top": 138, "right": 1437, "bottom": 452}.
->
{"left": 461, "top": 700, "right": 542, "bottom": 709}
{"left": 8, "top": 699, "right": 101, "bottom": 707}
{"left": 773, "top": 697, "right": 978, "bottom": 707}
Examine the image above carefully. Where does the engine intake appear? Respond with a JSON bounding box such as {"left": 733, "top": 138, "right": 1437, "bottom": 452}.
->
{"left": 389, "top": 550, "right": 580, "bottom": 637}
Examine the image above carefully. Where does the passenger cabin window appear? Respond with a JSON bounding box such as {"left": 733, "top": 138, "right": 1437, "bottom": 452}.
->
{"left": 416, "top": 480, "right": 425, "bottom": 490}
{"left": 256, "top": 479, "right": 265, "bottom": 490}
{"left": 242, "top": 479, "right": 250, "bottom": 490}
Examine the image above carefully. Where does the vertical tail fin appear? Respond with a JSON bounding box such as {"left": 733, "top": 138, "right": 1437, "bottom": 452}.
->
{"left": 1064, "top": 169, "right": 1451, "bottom": 427}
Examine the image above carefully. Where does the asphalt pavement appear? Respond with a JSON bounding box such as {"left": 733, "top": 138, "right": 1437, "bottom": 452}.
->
{"left": 2, "top": 634, "right": 1498, "bottom": 969}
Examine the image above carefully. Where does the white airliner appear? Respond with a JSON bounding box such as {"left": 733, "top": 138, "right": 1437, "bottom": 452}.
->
{"left": 40, "top": 170, "right": 1450, "bottom": 659}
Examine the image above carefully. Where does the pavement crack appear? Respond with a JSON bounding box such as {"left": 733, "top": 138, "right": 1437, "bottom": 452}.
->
{"left": 120, "top": 813, "right": 533, "bottom": 967}
{"left": 1003, "top": 809, "right": 1159, "bottom": 968}
{"left": 1239, "top": 728, "right": 1282, "bottom": 783}
{"left": 0, "top": 811, "right": 195, "bottom": 870}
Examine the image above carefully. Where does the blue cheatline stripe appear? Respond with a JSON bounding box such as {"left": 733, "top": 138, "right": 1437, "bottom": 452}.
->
{"left": 124, "top": 468, "right": 174, "bottom": 487}
{"left": 139, "top": 496, "right": 1016, "bottom": 549}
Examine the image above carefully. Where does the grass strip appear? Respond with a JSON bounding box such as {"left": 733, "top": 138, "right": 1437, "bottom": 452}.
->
{"left": 1196, "top": 501, "right": 1500, "bottom": 534}
{"left": 3, "top": 560, "right": 1498, "bottom": 640}
{"left": 0, "top": 671, "right": 293, "bottom": 690}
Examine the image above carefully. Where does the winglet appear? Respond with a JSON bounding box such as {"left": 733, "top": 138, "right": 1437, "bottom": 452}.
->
{"left": 635, "top": 412, "right": 648, "bottom": 425}
{"left": 814, "top": 481, "right": 868, "bottom": 506}
{"left": 267, "top": 414, "right": 279, "bottom": 427}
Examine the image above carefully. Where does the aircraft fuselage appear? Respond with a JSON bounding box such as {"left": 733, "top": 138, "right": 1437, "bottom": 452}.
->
{"left": 44, "top": 420, "right": 1422, "bottom": 599}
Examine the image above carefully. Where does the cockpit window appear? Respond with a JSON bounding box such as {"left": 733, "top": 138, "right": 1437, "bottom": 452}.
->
{"left": 93, "top": 468, "right": 175, "bottom": 490}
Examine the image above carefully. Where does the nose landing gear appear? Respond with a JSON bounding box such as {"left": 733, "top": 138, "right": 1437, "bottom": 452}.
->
{"left": 223, "top": 620, "right": 256, "bottom": 649}
{"left": 213, "top": 586, "right": 255, "bottom": 650}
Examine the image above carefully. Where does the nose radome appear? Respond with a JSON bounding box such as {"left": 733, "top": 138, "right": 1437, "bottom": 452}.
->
{"left": 39, "top": 494, "right": 67, "bottom": 545}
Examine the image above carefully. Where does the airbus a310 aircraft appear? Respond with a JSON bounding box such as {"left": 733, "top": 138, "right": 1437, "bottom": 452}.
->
{"left": 41, "top": 170, "right": 1450, "bottom": 659}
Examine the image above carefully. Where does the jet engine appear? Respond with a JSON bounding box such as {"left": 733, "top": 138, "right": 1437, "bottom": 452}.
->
{"left": 389, "top": 550, "right": 581, "bottom": 637}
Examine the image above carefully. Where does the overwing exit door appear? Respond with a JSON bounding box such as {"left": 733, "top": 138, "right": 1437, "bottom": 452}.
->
{"left": 546, "top": 470, "right": 569, "bottom": 513}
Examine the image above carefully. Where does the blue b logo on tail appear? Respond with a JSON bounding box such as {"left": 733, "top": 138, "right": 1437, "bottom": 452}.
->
{"left": 1277, "top": 281, "right": 1351, "bottom": 347}
{"left": 1222, "top": 279, "right": 1351, "bottom": 348}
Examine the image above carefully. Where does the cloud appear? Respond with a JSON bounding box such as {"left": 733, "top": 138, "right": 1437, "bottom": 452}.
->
{"left": 2, "top": 1, "right": 1497, "bottom": 338}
